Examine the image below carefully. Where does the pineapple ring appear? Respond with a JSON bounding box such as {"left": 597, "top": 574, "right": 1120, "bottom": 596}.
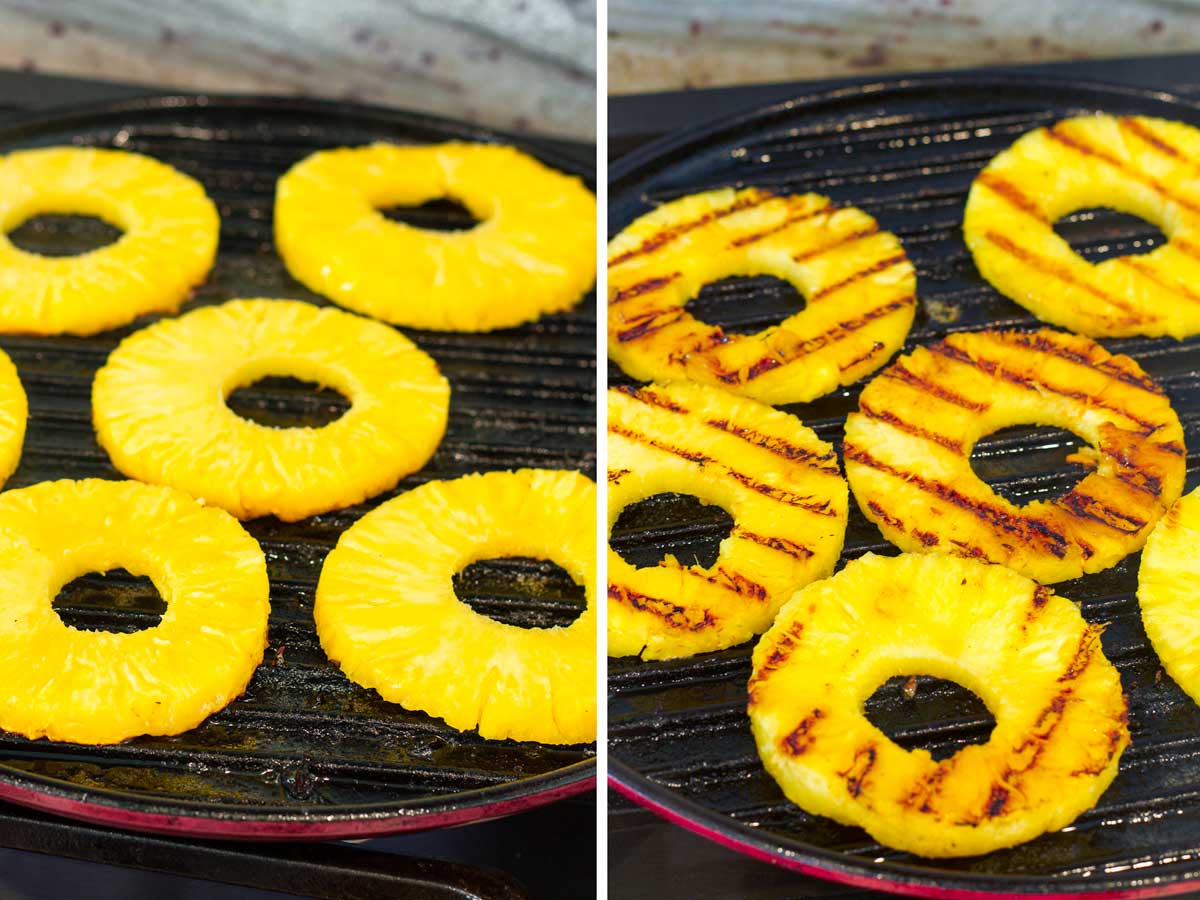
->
{"left": 92, "top": 298, "right": 450, "bottom": 522}
{"left": 275, "top": 142, "right": 596, "bottom": 332}
{"left": 0, "top": 146, "right": 218, "bottom": 336}
{"left": 0, "top": 479, "right": 270, "bottom": 745}
{"left": 750, "top": 552, "right": 1129, "bottom": 858}
{"left": 608, "top": 381, "right": 848, "bottom": 659}
{"left": 0, "top": 346, "right": 26, "bottom": 488}
{"left": 844, "top": 328, "right": 1185, "bottom": 584}
{"left": 315, "top": 469, "right": 596, "bottom": 745}
{"left": 608, "top": 187, "right": 917, "bottom": 404}
{"left": 965, "top": 114, "right": 1200, "bottom": 338}
{"left": 1138, "top": 488, "right": 1200, "bottom": 705}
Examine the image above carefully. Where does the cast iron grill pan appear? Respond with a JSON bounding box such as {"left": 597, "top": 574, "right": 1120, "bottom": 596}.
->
{"left": 608, "top": 77, "right": 1200, "bottom": 896}
{"left": 0, "top": 95, "right": 595, "bottom": 839}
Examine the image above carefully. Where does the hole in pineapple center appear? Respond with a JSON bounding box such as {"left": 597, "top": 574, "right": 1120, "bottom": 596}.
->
{"left": 610, "top": 492, "right": 734, "bottom": 570}
{"left": 226, "top": 376, "right": 350, "bottom": 429}
{"left": 970, "top": 424, "right": 1090, "bottom": 506}
{"left": 8, "top": 213, "right": 123, "bottom": 257}
{"left": 1053, "top": 207, "right": 1166, "bottom": 263}
{"left": 864, "top": 675, "right": 997, "bottom": 762}
{"left": 686, "top": 275, "right": 806, "bottom": 336}
{"left": 52, "top": 568, "right": 166, "bottom": 634}
{"left": 454, "top": 556, "right": 585, "bottom": 629}
{"left": 378, "top": 197, "right": 480, "bottom": 232}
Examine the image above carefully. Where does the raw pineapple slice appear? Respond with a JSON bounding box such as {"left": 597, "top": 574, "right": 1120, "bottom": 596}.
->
{"left": 93, "top": 298, "right": 449, "bottom": 521}
{"left": 0, "top": 146, "right": 218, "bottom": 335}
{"left": 315, "top": 469, "right": 595, "bottom": 745}
{"left": 750, "top": 552, "right": 1129, "bottom": 858}
{"left": 275, "top": 142, "right": 596, "bottom": 332}
{"left": 608, "top": 187, "right": 916, "bottom": 404}
{"left": 0, "top": 479, "right": 269, "bottom": 745}
{"left": 608, "top": 381, "right": 847, "bottom": 659}
{"left": 965, "top": 114, "right": 1200, "bottom": 338}
{"left": 844, "top": 328, "right": 1184, "bottom": 584}
{"left": 1139, "top": 488, "right": 1200, "bottom": 704}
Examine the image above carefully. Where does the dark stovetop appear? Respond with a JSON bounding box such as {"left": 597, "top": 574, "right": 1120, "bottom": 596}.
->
{"left": 607, "top": 51, "right": 1200, "bottom": 900}
{"left": 0, "top": 68, "right": 595, "bottom": 900}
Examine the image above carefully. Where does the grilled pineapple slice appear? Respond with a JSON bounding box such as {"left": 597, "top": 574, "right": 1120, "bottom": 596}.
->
{"left": 0, "top": 146, "right": 218, "bottom": 335}
{"left": 608, "top": 188, "right": 916, "bottom": 404}
{"left": 965, "top": 114, "right": 1200, "bottom": 338}
{"left": 844, "top": 328, "right": 1184, "bottom": 584}
{"left": 608, "top": 381, "right": 847, "bottom": 659}
{"left": 750, "top": 552, "right": 1129, "bottom": 857}
{"left": 275, "top": 142, "right": 596, "bottom": 332}
{"left": 93, "top": 298, "right": 449, "bottom": 521}
{"left": 1139, "top": 488, "right": 1200, "bottom": 704}
{"left": 316, "top": 469, "right": 595, "bottom": 745}
{"left": 0, "top": 479, "right": 269, "bottom": 745}
{"left": 0, "top": 345, "right": 26, "bottom": 488}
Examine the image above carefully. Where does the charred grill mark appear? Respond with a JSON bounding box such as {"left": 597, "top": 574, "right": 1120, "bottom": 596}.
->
{"left": 1162, "top": 441, "right": 1186, "bottom": 456}
{"left": 1173, "top": 236, "right": 1200, "bottom": 264}
{"left": 1046, "top": 124, "right": 1200, "bottom": 216}
{"left": 682, "top": 565, "right": 768, "bottom": 601}
{"left": 1119, "top": 256, "right": 1200, "bottom": 309}
{"left": 883, "top": 361, "right": 990, "bottom": 412}
{"left": 900, "top": 764, "right": 951, "bottom": 815}
{"left": 1119, "top": 116, "right": 1190, "bottom": 167}
{"left": 749, "top": 620, "right": 806, "bottom": 695}
{"left": 609, "top": 423, "right": 837, "bottom": 516}
{"left": 999, "top": 331, "right": 1163, "bottom": 395}
{"left": 616, "top": 309, "right": 686, "bottom": 343}
{"left": 858, "top": 401, "right": 963, "bottom": 452}
{"left": 1033, "top": 585, "right": 1052, "bottom": 609}
{"left": 733, "top": 527, "right": 815, "bottom": 561}
{"left": 931, "top": 341, "right": 1162, "bottom": 434}
{"left": 845, "top": 443, "right": 1069, "bottom": 556}
{"left": 982, "top": 229, "right": 1146, "bottom": 320}
{"left": 949, "top": 538, "right": 989, "bottom": 560}
{"left": 609, "top": 191, "right": 776, "bottom": 267}
{"left": 608, "top": 468, "right": 631, "bottom": 484}
{"left": 616, "top": 385, "right": 686, "bottom": 414}
{"left": 839, "top": 340, "right": 886, "bottom": 373}
{"left": 976, "top": 171, "right": 1045, "bottom": 221}
{"left": 866, "top": 499, "right": 905, "bottom": 531}
{"left": 729, "top": 200, "right": 835, "bottom": 247}
{"left": 610, "top": 272, "right": 681, "bottom": 306}
{"left": 781, "top": 708, "right": 824, "bottom": 755}
{"left": 1114, "top": 467, "right": 1161, "bottom": 497}
{"left": 608, "top": 583, "right": 714, "bottom": 631}
{"left": 790, "top": 225, "right": 879, "bottom": 262}
{"left": 810, "top": 254, "right": 909, "bottom": 302}
{"left": 715, "top": 297, "right": 912, "bottom": 384}
{"left": 1070, "top": 727, "right": 1127, "bottom": 777}
{"left": 1058, "top": 625, "right": 1103, "bottom": 684}
{"left": 1056, "top": 490, "right": 1149, "bottom": 535}
{"left": 984, "top": 784, "right": 1010, "bottom": 819}
{"left": 912, "top": 528, "right": 940, "bottom": 547}
{"left": 839, "top": 743, "right": 878, "bottom": 798}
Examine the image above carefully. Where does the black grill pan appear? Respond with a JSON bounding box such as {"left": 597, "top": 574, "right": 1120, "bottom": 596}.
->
{"left": 608, "top": 76, "right": 1200, "bottom": 896}
{"left": 0, "top": 94, "right": 595, "bottom": 839}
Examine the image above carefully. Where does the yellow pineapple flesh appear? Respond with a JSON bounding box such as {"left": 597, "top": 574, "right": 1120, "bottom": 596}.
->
{"left": 0, "top": 345, "right": 26, "bottom": 488}
{"left": 608, "top": 187, "right": 916, "bottom": 404}
{"left": 0, "top": 146, "right": 218, "bottom": 336}
{"left": 750, "top": 552, "right": 1129, "bottom": 858}
{"left": 0, "top": 479, "right": 269, "bottom": 745}
{"left": 1139, "top": 488, "right": 1200, "bottom": 704}
{"left": 92, "top": 298, "right": 450, "bottom": 521}
{"left": 964, "top": 114, "right": 1200, "bottom": 338}
{"left": 844, "top": 328, "right": 1184, "bottom": 584}
{"left": 608, "top": 381, "right": 847, "bottom": 659}
{"left": 275, "top": 142, "right": 596, "bottom": 332}
{"left": 315, "top": 469, "right": 596, "bottom": 746}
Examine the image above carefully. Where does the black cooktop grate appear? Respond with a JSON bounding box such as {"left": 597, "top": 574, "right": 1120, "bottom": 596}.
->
{"left": 608, "top": 77, "right": 1200, "bottom": 894}
{"left": 0, "top": 95, "right": 595, "bottom": 835}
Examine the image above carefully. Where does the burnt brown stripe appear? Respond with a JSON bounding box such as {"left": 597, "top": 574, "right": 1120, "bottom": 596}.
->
{"left": 1173, "top": 236, "right": 1200, "bottom": 264}
{"left": 610, "top": 272, "right": 681, "bottom": 306}
{"left": 733, "top": 527, "right": 814, "bottom": 560}
{"left": 1046, "top": 124, "right": 1200, "bottom": 215}
{"left": 1056, "top": 491, "right": 1148, "bottom": 535}
{"left": 865, "top": 499, "right": 905, "bottom": 531}
{"left": 998, "top": 330, "right": 1163, "bottom": 395}
{"left": 839, "top": 743, "right": 878, "bottom": 798}
{"left": 681, "top": 565, "right": 768, "bottom": 600}
{"left": 729, "top": 200, "right": 835, "bottom": 248}
{"left": 1119, "top": 116, "right": 1199, "bottom": 174}
{"left": 810, "top": 253, "right": 909, "bottom": 302}
{"left": 839, "top": 340, "right": 886, "bottom": 373}
{"left": 977, "top": 171, "right": 1044, "bottom": 221}
{"left": 749, "top": 620, "right": 806, "bottom": 696}
{"left": 790, "top": 225, "right": 879, "bottom": 263}
{"left": 609, "top": 423, "right": 837, "bottom": 516}
{"left": 858, "top": 401, "right": 963, "bottom": 452}
{"left": 607, "top": 583, "right": 714, "bottom": 631}
{"left": 1058, "top": 624, "right": 1104, "bottom": 684}
{"left": 780, "top": 709, "right": 824, "bottom": 756}
{"left": 1119, "top": 256, "right": 1200, "bottom": 309}
{"left": 609, "top": 191, "right": 776, "bottom": 267}
{"left": 883, "top": 361, "right": 990, "bottom": 412}
{"left": 607, "top": 468, "right": 631, "bottom": 484}
{"left": 982, "top": 229, "right": 1146, "bottom": 320}
{"left": 931, "top": 342, "right": 1162, "bottom": 434}
{"left": 845, "top": 443, "right": 1069, "bottom": 555}
{"left": 616, "top": 310, "right": 686, "bottom": 343}
{"left": 1164, "top": 441, "right": 1186, "bottom": 456}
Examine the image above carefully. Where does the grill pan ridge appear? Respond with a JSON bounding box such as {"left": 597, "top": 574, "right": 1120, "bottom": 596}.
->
{"left": 608, "top": 76, "right": 1200, "bottom": 895}
{"left": 0, "top": 94, "right": 595, "bottom": 839}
